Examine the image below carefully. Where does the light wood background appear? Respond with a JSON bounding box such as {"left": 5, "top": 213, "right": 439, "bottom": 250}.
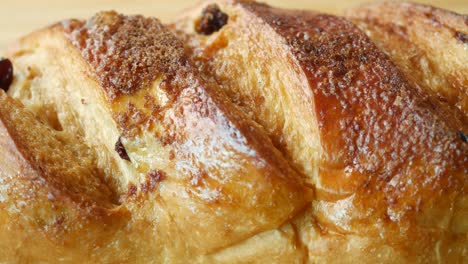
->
{"left": 0, "top": 0, "right": 466, "bottom": 50}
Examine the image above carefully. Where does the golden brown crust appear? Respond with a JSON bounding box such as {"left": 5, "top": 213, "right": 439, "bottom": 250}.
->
{"left": 0, "top": 1, "right": 466, "bottom": 263}
{"left": 345, "top": 1, "right": 468, "bottom": 120}
{"left": 173, "top": 0, "right": 467, "bottom": 261}
{"left": 1, "top": 9, "right": 310, "bottom": 262}
{"left": 242, "top": 0, "right": 466, "bottom": 217}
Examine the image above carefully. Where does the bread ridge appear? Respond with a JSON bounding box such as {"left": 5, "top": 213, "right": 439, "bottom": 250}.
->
{"left": 0, "top": 1, "right": 466, "bottom": 263}
{"left": 1, "top": 10, "right": 310, "bottom": 262}
{"left": 173, "top": 0, "right": 467, "bottom": 262}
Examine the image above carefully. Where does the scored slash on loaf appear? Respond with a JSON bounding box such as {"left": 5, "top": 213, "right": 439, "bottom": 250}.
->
{"left": 0, "top": 0, "right": 466, "bottom": 263}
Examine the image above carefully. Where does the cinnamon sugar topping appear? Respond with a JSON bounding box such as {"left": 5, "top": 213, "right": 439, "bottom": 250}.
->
{"left": 63, "top": 11, "right": 186, "bottom": 100}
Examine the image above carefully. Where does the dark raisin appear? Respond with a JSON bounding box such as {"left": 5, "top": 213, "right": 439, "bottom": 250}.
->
{"left": 454, "top": 31, "right": 468, "bottom": 44}
{"left": 195, "top": 4, "right": 228, "bottom": 35}
{"left": 458, "top": 131, "right": 467, "bottom": 142}
{"left": 115, "top": 137, "right": 131, "bottom": 161}
{"left": 0, "top": 58, "right": 13, "bottom": 92}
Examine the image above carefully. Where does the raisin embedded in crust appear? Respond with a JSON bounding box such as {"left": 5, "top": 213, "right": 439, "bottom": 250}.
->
{"left": 458, "top": 131, "right": 467, "bottom": 142}
{"left": 0, "top": 58, "right": 13, "bottom": 92}
{"left": 454, "top": 31, "right": 468, "bottom": 44}
{"left": 195, "top": 4, "right": 229, "bottom": 35}
{"left": 115, "top": 137, "right": 131, "bottom": 161}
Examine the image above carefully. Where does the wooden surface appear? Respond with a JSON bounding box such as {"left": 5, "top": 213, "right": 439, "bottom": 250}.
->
{"left": 0, "top": 0, "right": 467, "bottom": 50}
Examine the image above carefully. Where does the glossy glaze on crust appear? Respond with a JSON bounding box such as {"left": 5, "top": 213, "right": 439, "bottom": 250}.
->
{"left": 0, "top": 1, "right": 467, "bottom": 262}
{"left": 2, "top": 10, "right": 310, "bottom": 261}
{"left": 242, "top": 1, "right": 465, "bottom": 202}
{"left": 345, "top": 1, "right": 468, "bottom": 119}
{"left": 173, "top": 1, "right": 324, "bottom": 186}
{"left": 174, "top": 0, "right": 467, "bottom": 261}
